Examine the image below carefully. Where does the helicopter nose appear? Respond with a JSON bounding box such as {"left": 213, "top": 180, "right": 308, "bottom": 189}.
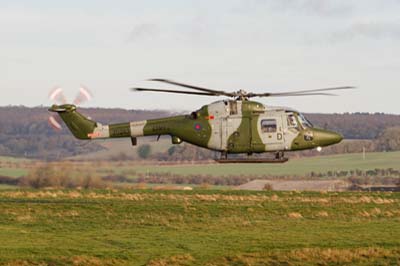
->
{"left": 314, "top": 129, "right": 343, "bottom": 146}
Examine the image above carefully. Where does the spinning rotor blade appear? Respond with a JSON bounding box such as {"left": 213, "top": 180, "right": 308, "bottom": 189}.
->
{"left": 48, "top": 87, "right": 66, "bottom": 131}
{"left": 48, "top": 115, "right": 62, "bottom": 131}
{"left": 149, "top": 78, "right": 235, "bottom": 97}
{"left": 132, "top": 87, "right": 217, "bottom": 96}
{"left": 73, "top": 86, "right": 93, "bottom": 105}
{"left": 49, "top": 87, "right": 67, "bottom": 104}
{"left": 248, "top": 92, "right": 338, "bottom": 97}
{"left": 249, "top": 86, "right": 355, "bottom": 98}
{"left": 135, "top": 79, "right": 355, "bottom": 99}
{"left": 48, "top": 85, "right": 93, "bottom": 132}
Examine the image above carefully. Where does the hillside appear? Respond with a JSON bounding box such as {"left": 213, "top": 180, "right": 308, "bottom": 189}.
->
{"left": 1, "top": 106, "right": 400, "bottom": 159}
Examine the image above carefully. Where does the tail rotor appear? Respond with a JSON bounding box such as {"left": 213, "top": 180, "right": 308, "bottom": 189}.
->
{"left": 49, "top": 87, "right": 68, "bottom": 105}
{"left": 73, "top": 86, "right": 93, "bottom": 106}
{"left": 48, "top": 86, "right": 93, "bottom": 131}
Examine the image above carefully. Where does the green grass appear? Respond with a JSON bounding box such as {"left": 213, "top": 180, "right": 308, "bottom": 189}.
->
{"left": 0, "top": 184, "right": 16, "bottom": 190}
{"left": 0, "top": 168, "right": 27, "bottom": 178}
{"left": 131, "top": 151, "right": 400, "bottom": 176}
{"left": 0, "top": 156, "right": 32, "bottom": 178}
{"left": 2, "top": 151, "right": 400, "bottom": 179}
{"left": 0, "top": 190, "right": 399, "bottom": 265}
{"left": 0, "top": 156, "right": 32, "bottom": 163}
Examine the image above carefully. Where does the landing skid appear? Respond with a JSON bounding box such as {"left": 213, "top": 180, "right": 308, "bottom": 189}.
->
{"left": 215, "top": 157, "right": 289, "bottom": 164}
{"left": 215, "top": 151, "right": 289, "bottom": 164}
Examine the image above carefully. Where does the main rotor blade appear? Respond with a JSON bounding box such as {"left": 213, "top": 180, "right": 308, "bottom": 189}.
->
{"left": 132, "top": 87, "right": 219, "bottom": 96}
{"left": 248, "top": 92, "right": 338, "bottom": 97}
{"left": 148, "top": 79, "right": 235, "bottom": 97}
{"left": 250, "top": 86, "right": 355, "bottom": 97}
{"left": 260, "top": 93, "right": 338, "bottom": 97}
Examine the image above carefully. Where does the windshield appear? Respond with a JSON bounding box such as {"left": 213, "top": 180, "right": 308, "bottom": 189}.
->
{"left": 298, "top": 113, "right": 313, "bottom": 128}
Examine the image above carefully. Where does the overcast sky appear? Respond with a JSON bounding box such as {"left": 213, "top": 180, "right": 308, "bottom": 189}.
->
{"left": 1, "top": 0, "right": 400, "bottom": 113}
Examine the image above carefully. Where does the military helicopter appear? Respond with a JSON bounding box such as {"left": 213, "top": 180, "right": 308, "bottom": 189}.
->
{"left": 48, "top": 79, "right": 353, "bottom": 163}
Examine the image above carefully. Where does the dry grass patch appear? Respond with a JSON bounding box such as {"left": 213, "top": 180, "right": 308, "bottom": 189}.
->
{"left": 147, "top": 254, "right": 194, "bottom": 266}
{"left": 4, "top": 256, "right": 127, "bottom": 266}
{"left": 291, "top": 247, "right": 399, "bottom": 264}
{"left": 4, "top": 260, "right": 44, "bottom": 266}
{"left": 343, "top": 196, "right": 396, "bottom": 204}
{"left": 210, "top": 248, "right": 400, "bottom": 266}
{"left": 288, "top": 212, "right": 303, "bottom": 219}
{"left": 316, "top": 211, "right": 329, "bottom": 217}
{"left": 15, "top": 214, "right": 35, "bottom": 223}
{"left": 71, "top": 256, "right": 125, "bottom": 266}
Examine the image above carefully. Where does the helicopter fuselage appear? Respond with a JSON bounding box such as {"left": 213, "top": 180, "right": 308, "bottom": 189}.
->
{"left": 50, "top": 100, "right": 342, "bottom": 155}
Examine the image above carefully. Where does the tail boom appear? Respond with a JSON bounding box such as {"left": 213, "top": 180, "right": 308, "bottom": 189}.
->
{"left": 89, "top": 121, "right": 147, "bottom": 139}
{"left": 49, "top": 104, "right": 170, "bottom": 140}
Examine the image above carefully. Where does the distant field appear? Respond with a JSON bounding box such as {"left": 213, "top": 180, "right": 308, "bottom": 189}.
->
{"left": 1, "top": 152, "right": 400, "bottom": 181}
{"left": 0, "top": 190, "right": 398, "bottom": 265}
{"left": 70, "top": 137, "right": 172, "bottom": 160}
{"left": 131, "top": 151, "right": 400, "bottom": 177}
{"left": 0, "top": 168, "right": 27, "bottom": 178}
{"left": 0, "top": 184, "right": 16, "bottom": 190}
{"left": 0, "top": 156, "right": 32, "bottom": 163}
{"left": 0, "top": 156, "right": 32, "bottom": 178}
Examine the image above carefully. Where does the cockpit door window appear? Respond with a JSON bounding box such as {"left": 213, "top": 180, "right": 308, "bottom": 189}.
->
{"left": 261, "top": 119, "right": 277, "bottom": 133}
{"left": 287, "top": 114, "right": 298, "bottom": 128}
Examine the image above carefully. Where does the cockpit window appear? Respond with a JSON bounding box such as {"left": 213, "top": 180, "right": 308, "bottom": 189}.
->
{"left": 287, "top": 114, "right": 298, "bottom": 128}
{"left": 298, "top": 114, "right": 313, "bottom": 128}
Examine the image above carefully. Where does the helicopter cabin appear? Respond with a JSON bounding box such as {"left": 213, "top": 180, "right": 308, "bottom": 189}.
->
{"left": 199, "top": 100, "right": 313, "bottom": 153}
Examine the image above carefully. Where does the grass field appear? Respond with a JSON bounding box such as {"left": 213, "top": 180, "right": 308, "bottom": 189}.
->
{"left": 0, "top": 184, "right": 16, "bottom": 190}
{"left": 0, "top": 189, "right": 399, "bottom": 265}
{"left": 0, "top": 168, "right": 28, "bottom": 178}
{"left": 1, "top": 152, "right": 400, "bottom": 183}
{"left": 131, "top": 151, "right": 400, "bottom": 177}
{"left": 0, "top": 156, "right": 32, "bottom": 178}
{"left": 0, "top": 156, "right": 32, "bottom": 163}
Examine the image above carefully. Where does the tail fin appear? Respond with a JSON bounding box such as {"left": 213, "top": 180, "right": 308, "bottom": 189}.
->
{"left": 49, "top": 104, "right": 96, "bottom": 140}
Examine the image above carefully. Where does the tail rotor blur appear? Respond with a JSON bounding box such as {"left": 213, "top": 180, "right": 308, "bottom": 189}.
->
{"left": 48, "top": 86, "right": 93, "bottom": 131}
{"left": 49, "top": 87, "right": 67, "bottom": 105}
{"left": 48, "top": 115, "right": 63, "bottom": 131}
{"left": 73, "top": 86, "right": 93, "bottom": 105}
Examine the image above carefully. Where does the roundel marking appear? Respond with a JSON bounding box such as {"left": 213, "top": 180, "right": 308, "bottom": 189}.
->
{"left": 194, "top": 123, "right": 202, "bottom": 131}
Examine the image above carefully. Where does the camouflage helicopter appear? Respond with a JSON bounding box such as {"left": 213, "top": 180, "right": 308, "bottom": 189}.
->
{"left": 48, "top": 79, "right": 353, "bottom": 163}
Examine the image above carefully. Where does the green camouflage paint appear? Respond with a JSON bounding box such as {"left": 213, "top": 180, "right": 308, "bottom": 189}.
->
{"left": 50, "top": 100, "right": 343, "bottom": 155}
{"left": 50, "top": 105, "right": 96, "bottom": 140}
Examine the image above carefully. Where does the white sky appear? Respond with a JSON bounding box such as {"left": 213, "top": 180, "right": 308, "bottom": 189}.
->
{"left": 1, "top": 0, "right": 400, "bottom": 113}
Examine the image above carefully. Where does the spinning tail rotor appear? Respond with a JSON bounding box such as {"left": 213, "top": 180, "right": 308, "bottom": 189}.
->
{"left": 48, "top": 86, "right": 93, "bottom": 131}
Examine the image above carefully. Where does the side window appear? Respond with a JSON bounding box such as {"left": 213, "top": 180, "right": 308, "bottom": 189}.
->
{"left": 287, "top": 114, "right": 298, "bottom": 128}
{"left": 261, "top": 119, "right": 277, "bottom": 133}
{"left": 229, "top": 101, "right": 238, "bottom": 115}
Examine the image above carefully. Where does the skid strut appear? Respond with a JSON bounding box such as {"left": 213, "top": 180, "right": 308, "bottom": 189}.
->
{"left": 215, "top": 151, "right": 289, "bottom": 164}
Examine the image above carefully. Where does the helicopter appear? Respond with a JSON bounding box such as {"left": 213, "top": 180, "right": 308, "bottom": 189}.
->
{"left": 48, "top": 79, "right": 353, "bottom": 163}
